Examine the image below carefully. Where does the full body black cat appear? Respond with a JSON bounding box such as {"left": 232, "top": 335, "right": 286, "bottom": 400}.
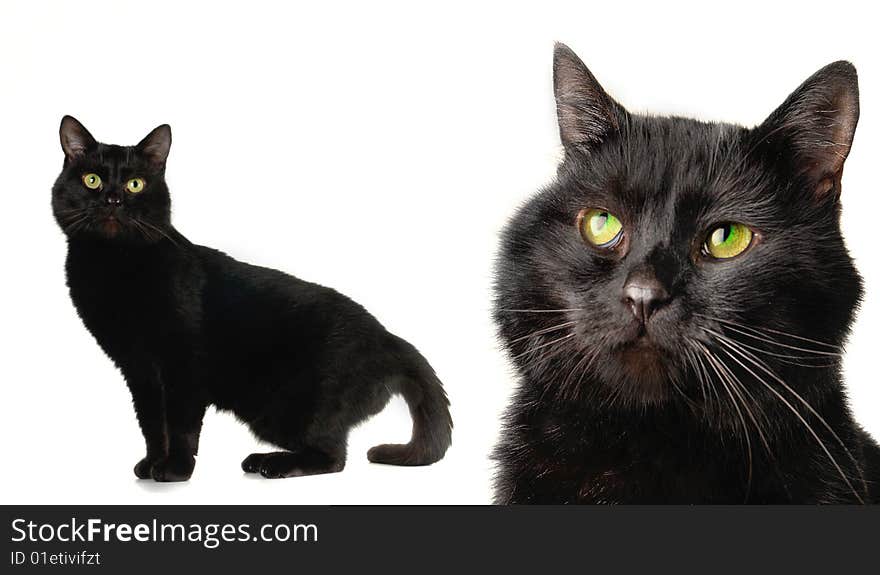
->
{"left": 53, "top": 117, "right": 451, "bottom": 481}
{"left": 493, "top": 45, "right": 880, "bottom": 503}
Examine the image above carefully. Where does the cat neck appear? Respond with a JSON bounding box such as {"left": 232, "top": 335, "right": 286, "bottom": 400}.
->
{"left": 66, "top": 226, "right": 188, "bottom": 256}
{"left": 65, "top": 227, "right": 191, "bottom": 281}
{"left": 528, "top": 367, "right": 847, "bottom": 445}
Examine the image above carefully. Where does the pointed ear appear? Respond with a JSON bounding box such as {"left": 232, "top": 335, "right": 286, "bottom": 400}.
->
{"left": 553, "top": 43, "right": 625, "bottom": 149}
{"left": 756, "top": 61, "right": 859, "bottom": 199}
{"left": 59, "top": 115, "right": 96, "bottom": 159}
{"left": 137, "top": 124, "right": 172, "bottom": 168}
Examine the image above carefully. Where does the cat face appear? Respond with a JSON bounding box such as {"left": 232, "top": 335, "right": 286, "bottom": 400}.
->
{"left": 52, "top": 116, "right": 172, "bottom": 242}
{"left": 495, "top": 45, "right": 862, "bottom": 409}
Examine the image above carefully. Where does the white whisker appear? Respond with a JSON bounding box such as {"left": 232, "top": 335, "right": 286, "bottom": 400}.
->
{"left": 714, "top": 338, "right": 865, "bottom": 503}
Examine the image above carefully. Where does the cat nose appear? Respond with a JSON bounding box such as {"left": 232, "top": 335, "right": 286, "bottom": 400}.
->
{"left": 105, "top": 193, "right": 122, "bottom": 206}
{"left": 622, "top": 271, "right": 670, "bottom": 324}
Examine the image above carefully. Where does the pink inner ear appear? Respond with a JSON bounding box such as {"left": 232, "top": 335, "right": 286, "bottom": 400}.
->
{"left": 143, "top": 142, "right": 166, "bottom": 161}
{"left": 137, "top": 124, "right": 172, "bottom": 166}
{"left": 553, "top": 45, "right": 621, "bottom": 149}
{"left": 806, "top": 89, "right": 855, "bottom": 200}
{"left": 826, "top": 89, "right": 859, "bottom": 175}
{"left": 63, "top": 135, "right": 87, "bottom": 156}
{"left": 61, "top": 118, "right": 94, "bottom": 158}
{"left": 759, "top": 61, "right": 860, "bottom": 201}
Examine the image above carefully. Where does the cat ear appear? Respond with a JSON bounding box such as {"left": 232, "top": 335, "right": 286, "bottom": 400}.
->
{"left": 59, "top": 115, "right": 96, "bottom": 159}
{"left": 553, "top": 43, "right": 625, "bottom": 149}
{"left": 137, "top": 124, "right": 172, "bottom": 168}
{"left": 756, "top": 61, "right": 859, "bottom": 199}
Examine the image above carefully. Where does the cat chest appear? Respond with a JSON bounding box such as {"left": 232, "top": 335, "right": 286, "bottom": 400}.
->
{"left": 531, "top": 428, "right": 723, "bottom": 503}
{"left": 66, "top": 259, "right": 183, "bottom": 348}
{"left": 571, "top": 451, "right": 738, "bottom": 503}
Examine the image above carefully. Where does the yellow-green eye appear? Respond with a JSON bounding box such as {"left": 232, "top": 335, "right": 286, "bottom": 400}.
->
{"left": 703, "top": 223, "right": 754, "bottom": 259}
{"left": 82, "top": 173, "right": 102, "bottom": 189}
{"left": 580, "top": 208, "right": 624, "bottom": 248}
{"left": 125, "top": 178, "right": 146, "bottom": 194}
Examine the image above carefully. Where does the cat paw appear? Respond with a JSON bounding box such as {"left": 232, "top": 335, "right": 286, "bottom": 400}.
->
{"left": 241, "top": 453, "right": 268, "bottom": 473}
{"left": 258, "top": 453, "right": 296, "bottom": 479}
{"left": 150, "top": 453, "right": 195, "bottom": 482}
{"left": 134, "top": 457, "right": 157, "bottom": 479}
{"left": 246, "top": 451, "right": 344, "bottom": 479}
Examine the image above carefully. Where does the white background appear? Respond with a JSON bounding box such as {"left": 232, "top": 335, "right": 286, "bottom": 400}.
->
{"left": 0, "top": 0, "right": 877, "bottom": 505}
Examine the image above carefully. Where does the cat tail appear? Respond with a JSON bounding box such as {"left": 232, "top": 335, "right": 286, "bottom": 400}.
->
{"left": 367, "top": 337, "right": 453, "bottom": 466}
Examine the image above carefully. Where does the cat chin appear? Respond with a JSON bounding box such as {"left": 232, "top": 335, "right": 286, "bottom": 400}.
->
{"left": 73, "top": 217, "right": 156, "bottom": 243}
{"left": 605, "top": 343, "right": 678, "bottom": 405}
{"left": 67, "top": 225, "right": 147, "bottom": 244}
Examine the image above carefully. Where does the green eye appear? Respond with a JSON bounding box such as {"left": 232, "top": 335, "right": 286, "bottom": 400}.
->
{"left": 703, "top": 223, "right": 754, "bottom": 259}
{"left": 82, "top": 173, "right": 102, "bottom": 189}
{"left": 125, "top": 178, "right": 145, "bottom": 193}
{"left": 580, "top": 208, "right": 624, "bottom": 248}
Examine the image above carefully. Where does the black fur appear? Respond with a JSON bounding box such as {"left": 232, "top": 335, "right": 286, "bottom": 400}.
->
{"left": 492, "top": 44, "right": 879, "bottom": 503}
{"left": 52, "top": 117, "right": 452, "bottom": 482}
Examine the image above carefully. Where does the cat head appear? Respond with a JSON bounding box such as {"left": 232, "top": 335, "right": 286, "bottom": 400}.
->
{"left": 52, "top": 116, "right": 173, "bottom": 242}
{"left": 495, "top": 44, "right": 862, "bottom": 410}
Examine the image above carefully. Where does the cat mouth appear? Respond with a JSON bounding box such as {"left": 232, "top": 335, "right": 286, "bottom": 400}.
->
{"left": 611, "top": 323, "right": 676, "bottom": 383}
{"left": 612, "top": 340, "right": 675, "bottom": 399}
{"left": 620, "top": 318, "right": 656, "bottom": 344}
{"left": 101, "top": 215, "right": 122, "bottom": 237}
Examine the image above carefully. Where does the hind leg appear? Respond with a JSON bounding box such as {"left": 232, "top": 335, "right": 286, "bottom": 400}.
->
{"left": 242, "top": 443, "right": 346, "bottom": 479}
{"left": 245, "top": 446, "right": 345, "bottom": 479}
{"left": 240, "top": 366, "right": 392, "bottom": 478}
{"left": 242, "top": 425, "right": 348, "bottom": 479}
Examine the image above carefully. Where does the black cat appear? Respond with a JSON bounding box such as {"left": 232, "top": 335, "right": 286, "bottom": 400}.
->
{"left": 493, "top": 44, "right": 879, "bottom": 503}
{"left": 52, "top": 117, "right": 451, "bottom": 482}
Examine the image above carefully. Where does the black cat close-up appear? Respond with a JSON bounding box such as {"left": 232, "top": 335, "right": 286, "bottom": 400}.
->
{"left": 493, "top": 44, "right": 880, "bottom": 503}
{"left": 52, "top": 117, "right": 452, "bottom": 482}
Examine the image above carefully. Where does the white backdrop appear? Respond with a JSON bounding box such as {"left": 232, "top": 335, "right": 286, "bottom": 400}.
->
{"left": 0, "top": 0, "right": 877, "bottom": 504}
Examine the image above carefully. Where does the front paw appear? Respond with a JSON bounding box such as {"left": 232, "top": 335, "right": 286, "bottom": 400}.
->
{"left": 150, "top": 453, "right": 195, "bottom": 482}
{"left": 134, "top": 456, "right": 158, "bottom": 479}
